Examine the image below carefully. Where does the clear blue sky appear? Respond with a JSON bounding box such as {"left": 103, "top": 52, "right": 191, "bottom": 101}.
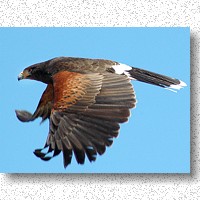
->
{"left": 0, "top": 27, "right": 190, "bottom": 173}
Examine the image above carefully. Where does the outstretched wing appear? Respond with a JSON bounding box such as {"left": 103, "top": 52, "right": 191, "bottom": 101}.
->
{"left": 15, "top": 84, "right": 53, "bottom": 122}
{"left": 34, "top": 71, "right": 136, "bottom": 168}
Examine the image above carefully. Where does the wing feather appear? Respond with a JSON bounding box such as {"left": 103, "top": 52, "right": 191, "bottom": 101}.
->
{"left": 34, "top": 71, "right": 136, "bottom": 168}
{"left": 16, "top": 84, "right": 53, "bottom": 122}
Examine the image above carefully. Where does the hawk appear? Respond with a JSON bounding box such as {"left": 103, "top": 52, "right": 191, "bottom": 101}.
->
{"left": 16, "top": 57, "right": 186, "bottom": 168}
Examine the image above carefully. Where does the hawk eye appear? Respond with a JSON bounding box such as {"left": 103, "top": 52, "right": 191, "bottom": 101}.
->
{"left": 28, "top": 68, "right": 33, "bottom": 73}
{"left": 27, "top": 68, "right": 36, "bottom": 75}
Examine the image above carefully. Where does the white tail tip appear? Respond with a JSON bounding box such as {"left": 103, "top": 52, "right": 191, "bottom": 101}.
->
{"left": 168, "top": 80, "right": 187, "bottom": 92}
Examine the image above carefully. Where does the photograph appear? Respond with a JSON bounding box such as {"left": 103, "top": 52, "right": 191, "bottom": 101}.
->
{"left": 0, "top": 27, "right": 190, "bottom": 173}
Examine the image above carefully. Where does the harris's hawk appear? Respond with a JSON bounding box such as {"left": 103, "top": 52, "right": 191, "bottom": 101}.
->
{"left": 16, "top": 57, "right": 186, "bottom": 168}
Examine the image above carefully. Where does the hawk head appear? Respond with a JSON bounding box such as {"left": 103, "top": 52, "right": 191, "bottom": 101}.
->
{"left": 18, "top": 62, "right": 52, "bottom": 83}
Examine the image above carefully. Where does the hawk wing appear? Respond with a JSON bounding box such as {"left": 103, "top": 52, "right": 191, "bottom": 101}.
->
{"left": 18, "top": 70, "right": 136, "bottom": 168}
{"left": 15, "top": 84, "right": 53, "bottom": 123}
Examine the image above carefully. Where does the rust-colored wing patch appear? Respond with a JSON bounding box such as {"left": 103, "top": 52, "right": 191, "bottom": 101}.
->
{"left": 32, "top": 84, "right": 53, "bottom": 121}
{"left": 52, "top": 71, "right": 103, "bottom": 111}
{"left": 37, "top": 84, "right": 53, "bottom": 108}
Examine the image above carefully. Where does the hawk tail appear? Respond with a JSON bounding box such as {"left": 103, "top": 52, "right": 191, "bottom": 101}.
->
{"left": 112, "top": 63, "right": 187, "bottom": 92}
{"left": 128, "top": 67, "right": 187, "bottom": 91}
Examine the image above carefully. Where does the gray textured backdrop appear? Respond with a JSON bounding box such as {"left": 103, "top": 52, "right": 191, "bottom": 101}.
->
{"left": 0, "top": 0, "right": 198, "bottom": 199}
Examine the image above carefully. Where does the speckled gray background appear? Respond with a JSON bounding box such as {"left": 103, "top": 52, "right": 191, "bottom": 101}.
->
{"left": 0, "top": 0, "right": 199, "bottom": 199}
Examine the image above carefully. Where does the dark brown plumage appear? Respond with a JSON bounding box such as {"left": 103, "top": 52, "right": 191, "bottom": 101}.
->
{"left": 16, "top": 57, "right": 186, "bottom": 168}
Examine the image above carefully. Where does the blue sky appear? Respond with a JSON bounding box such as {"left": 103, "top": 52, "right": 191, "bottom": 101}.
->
{"left": 0, "top": 28, "right": 190, "bottom": 173}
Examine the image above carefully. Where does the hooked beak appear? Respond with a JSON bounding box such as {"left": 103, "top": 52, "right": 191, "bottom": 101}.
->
{"left": 17, "top": 70, "right": 31, "bottom": 81}
{"left": 18, "top": 72, "right": 24, "bottom": 81}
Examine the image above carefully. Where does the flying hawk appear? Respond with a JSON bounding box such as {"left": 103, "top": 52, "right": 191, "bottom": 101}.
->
{"left": 16, "top": 57, "right": 186, "bottom": 168}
